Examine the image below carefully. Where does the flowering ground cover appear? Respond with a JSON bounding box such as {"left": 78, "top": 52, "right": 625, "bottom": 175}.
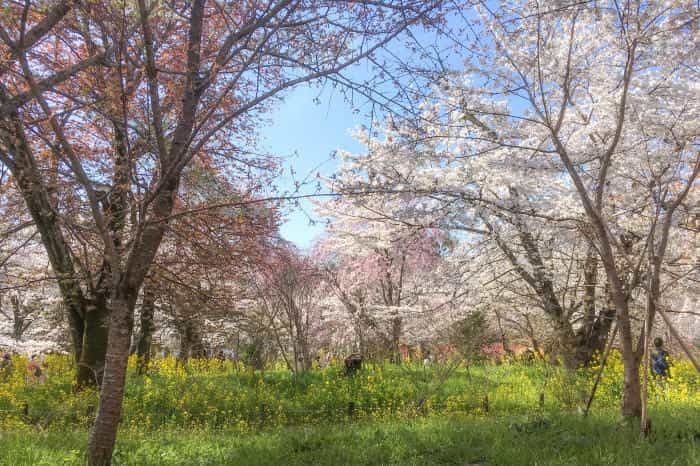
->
{"left": 0, "top": 354, "right": 697, "bottom": 465}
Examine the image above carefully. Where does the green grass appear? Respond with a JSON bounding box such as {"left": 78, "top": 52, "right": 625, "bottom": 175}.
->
{"left": 0, "top": 410, "right": 698, "bottom": 465}
{"left": 2, "top": 353, "right": 696, "bottom": 432}
{"left": 0, "top": 354, "right": 697, "bottom": 465}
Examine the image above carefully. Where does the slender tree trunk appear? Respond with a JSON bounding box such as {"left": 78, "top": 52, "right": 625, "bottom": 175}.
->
{"left": 495, "top": 309, "right": 509, "bottom": 355}
{"left": 293, "top": 309, "right": 311, "bottom": 372}
{"left": 178, "top": 322, "right": 192, "bottom": 361}
{"left": 86, "top": 288, "right": 137, "bottom": 466}
{"left": 523, "top": 314, "right": 544, "bottom": 359}
{"left": 12, "top": 314, "right": 25, "bottom": 341}
{"left": 613, "top": 294, "right": 642, "bottom": 418}
{"left": 581, "top": 251, "right": 598, "bottom": 330}
{"left": 556, "top": 321, "right": 579, "bottom": 369}
{"left": 391, "top": 315, "right": 402, "bottom": 363}
{"left": 135, "top": 285, "right": 156, "bottom": 373}
{"left": 9, "top": 296, "right": 31, "bottom": 341}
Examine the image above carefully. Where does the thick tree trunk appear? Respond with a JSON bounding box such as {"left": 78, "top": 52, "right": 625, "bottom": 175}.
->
{"left": 572, "top": 307, "right": 615, "bottom": 367}
{"left": 86, "top": 290, "right": 137, "bottom": 466}
{"left": 496, "top": 223, "right": 597, "bottom": 367}
{"left": 621, "top": 358, "right": 642, "bottom": 417}
{"left": 569, "top": 252, "right": 616, "bottom": 367}
{"left": 76, "top": 301, "right": 110, "bottom": 388}
{"left": 2, "top": 122, "right": 106, "bottom": 387}
{"left": 178, "top": 319, "right": 205, "bottom": 360}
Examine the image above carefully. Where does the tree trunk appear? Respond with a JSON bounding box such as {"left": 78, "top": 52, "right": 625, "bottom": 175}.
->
{"left": 86, "top": 289, "right": 136, "bottom": 466}
{"left": 9, "top": 296, "right": 31, "bottom": 341}
{"left": 2, "top": 120, "right": 105, "bottom": 388}
{"left": 495, "top": 222, "right": 596, "bottom": 367}
{"left": 555, "top": 321, "right": 579, "bottom": 369}
{"left": 391, "top": 315, "right": 402, "bottom": 363}
{"left": 76, "top": 301, "right": 110, "bottom": 388}
{"left": 614, "top": 294, "right": 642, "bottom": 418}
{"left": 572, "top": 307, "right": 616, "bottom": 367}
{"left": 135, "top": 286, "right": 156, "bottom": 373}
{"left": 621, "top": 357, "right": 642, "bottom": 417}
{"left": 292, "top": 308, "right": 311, "bottom": 372}
{"left": 569, "top": 252, "right": 616, "bottom": 367}
{"left": 178, "top": 319, "right": 204, "bottom": 360}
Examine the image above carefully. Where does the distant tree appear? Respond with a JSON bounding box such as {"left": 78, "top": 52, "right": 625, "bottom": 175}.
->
{"left": 251, "top": 244, "right": 322, "bottom": 374}
{"left": 449, "top": 311, "right": 494, "bottom": 364}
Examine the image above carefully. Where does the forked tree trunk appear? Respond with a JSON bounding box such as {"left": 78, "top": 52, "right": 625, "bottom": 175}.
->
{"left": 571, "top": 307, "right": 615, "bottom": 368}
{"left": 571, "top": 265, "right": 616, "bottom": 368}
{"left": 494, "top": 223, "right": 612, "bottom": 368}
{"left": 4, "top": 122, "right": 108, "bottom": 389}
{"left": 8, "top": 296, "right": 33, "bottom": 341}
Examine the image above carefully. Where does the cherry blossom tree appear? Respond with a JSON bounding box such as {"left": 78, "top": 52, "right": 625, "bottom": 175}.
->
{"left": 314, "top": 192, "right": 463, "bottom": 360}
{"left": 132, "top": 162, "right": 278, "bottom": 369}
{"left": 1, "top": 1, "right": 447, "bottom": 463}
{"left": 325, "top": 0, "right": 699, "bottom": 418}
{"left": 249, "top": 242, "right": 323, "bottom": 373}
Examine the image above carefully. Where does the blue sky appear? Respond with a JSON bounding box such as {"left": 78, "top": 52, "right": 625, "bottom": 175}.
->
{"left": 260, "top": 17, "right": 468, "bottom": 250}
{"left": 261, "top": 85, "right": 366, "bottom": 249}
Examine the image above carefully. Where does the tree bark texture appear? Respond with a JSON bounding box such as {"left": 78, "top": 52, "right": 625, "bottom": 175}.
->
{"left": 86, "top": 290, "right": 137, "bottom": 465}
{"left": 135, "top": 285, "right": 156, "bottom": 373}
{"left": 2, "top": 117, "right": 107, "bottom": 388}
{"left": 76, "top": 300, "right": 110, "bottom": 387}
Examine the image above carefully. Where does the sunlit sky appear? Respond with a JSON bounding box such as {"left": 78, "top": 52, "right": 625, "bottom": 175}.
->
{"left": 260, "top": 17, "right": 467, "bottom": 250}
{"left": 261, "top": 85, "right": 366, "bottom": 250}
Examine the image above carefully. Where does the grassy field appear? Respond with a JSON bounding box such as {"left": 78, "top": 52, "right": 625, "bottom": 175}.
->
{"left": 0, "top": 354, "right": 698, "bottom": 465}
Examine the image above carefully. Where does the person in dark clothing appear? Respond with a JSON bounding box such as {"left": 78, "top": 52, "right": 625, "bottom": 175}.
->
{"left": 650, "top": 337, "right": 671, "bottom": 379}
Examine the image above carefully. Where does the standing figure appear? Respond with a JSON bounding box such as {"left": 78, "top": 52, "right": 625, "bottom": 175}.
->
{"left": 650, "top": 337, "right": 671, "bottom": 379}
{"left": 26, "top": 354, "right": 44, "bottom": 384}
